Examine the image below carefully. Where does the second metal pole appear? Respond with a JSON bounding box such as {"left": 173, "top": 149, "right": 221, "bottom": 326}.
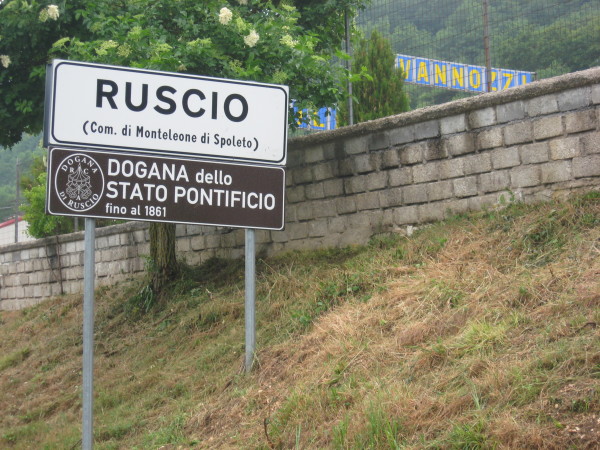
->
{"left": 244, "top": 228, "right": 256, "bottom": 373}
{"left": 82, "top": 218, "right": 96, "bottom": 449}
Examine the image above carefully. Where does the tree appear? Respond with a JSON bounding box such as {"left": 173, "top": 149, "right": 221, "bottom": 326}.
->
{"left": 1, "top": 0, "right": 366, "bottom": 294}
{"left": 341, "top": 30, "right": 409, "bottom": 125}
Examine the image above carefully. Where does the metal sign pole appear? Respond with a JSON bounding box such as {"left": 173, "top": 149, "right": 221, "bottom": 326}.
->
{"left": 244, "top": 228, "right": 256, "bottom": 373}
{"left": 82, "top": 218, "right": 96, "bottom": 449}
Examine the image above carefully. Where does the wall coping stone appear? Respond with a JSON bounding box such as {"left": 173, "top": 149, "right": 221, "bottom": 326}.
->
{"left": 0, "top": 221, "right": 149, "bottom": 253}
{"left": 288, "top": 67, "right": 600, "bottom": 149}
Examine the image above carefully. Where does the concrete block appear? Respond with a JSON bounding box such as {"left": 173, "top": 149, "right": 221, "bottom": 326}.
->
{"left": 549, "top": 137, "right": 581, "bottom": 160}
{"left": 282, "top": 208, "right": 293, "bottom": 229}
{"left": 287, "top": 222, "right": 309, "bottom": 240}
{"left": 176, "top": 238, "right": 191, "bottom": 253}
{"left": 520, "top": 142, "right": 549, "bottom": 164}
{"left": 308, "top": 219, "right": 328, "bottom": 238}
{"left": 541, "top": 161, "right": 572, "bottom": 184}
{"left": 286, "top": 186, "right": 305, "bottom": 203}
{"left": 427, "top": 180, "right": 454, "bottom": 201}
{"left": 356, "top": 192, "right": 381, "bottom": 210}
{"left": 504, "top": 121, "right": 533, "bottom": 145}
{"left": 389, "top": 167, "right": 413, "bottom": 186}
{"left": 296, "top": 203, "right": 313, "bottom": 221}
{"left": 382, "top": 148, "right": 400, "bottom": 168}
{"left": 565, "top": 110, "right": 597, "bottom": 134}
{"left": 390, "top": 126, "right": 415, "bottom": 146}
{"left": 24, "top": 260, "right": 35, "bottom": 273}
{"left": 558, "top": 87, "right": 591, "bottom": 111}
{"left": 366, "top": 171, "right": 388, "bottom": 191}
{"left": 477, "top": 128, "right": 503, "bottom": 150}
{"left": 344, "top": 175, "right": 366, "bottom": 194}
{"left": 581, "top": 132, "right": 600, "bottom": 155}
{"left": 469, "top": 107, "right": 496, "bottom": 129}
{"left": 510, "top": 166, "right": 541, "bottom": 188}
{"left": 469, "top": 193, "right": 503, "bottom": 211}
{"left": 185, "top": 225, "right": 203, "bottom": 236}
{"left": 446, "top": 198, "right": 471, "bottom": 215}
{"left": 415, "top": 120, "right": 440, "bottom": 139}
{"left": 491, "top": 146, "right": 520, "bottom": 169}
{"left": 402, "top": 185, "right": 428, "bottom": 204}
{"left": 65, "top": 241, "right": 77, "bottom": 254}
{"left": 205, "top": 234, "right": 222, "bottom": 249}
{"left": 480, "top": 170, "right": 510, "bottom": 193}
{"left": 438, "top": 158, "right": 464, "bottom": 179}
{"left": 291, "top": 166, "right": 313, "bottom": 184}
{"left": 399, "top": 142, "right": 424, "bottom": 165}
{"left": 345, "top": 136, "right": 369, "bottom": 155}
{"left": 336, "top": 197, "right": 357, "bottom": 215}
{"left": 15, "top": 285, "right": 26, "bottom": 299}
{"left": 313, "top": 162, "right": 336, "bottom": 181}
{"left": 413, "top": 162, "right": 439, "bottom": 183}
{"left": 323, "top": 179, "right": 344, "bottom": 197}
{"left": 533, "top": 115, "right": 563, "bottom": 140}
{"left": 369, "top": 132, "right": 390, "bottom": 151}
{"left": 573, "top": 155, "right": 600, "bottom": 177}
{"left": 444, "top": 133, "right": 475, "bottom": 156}
{"left": 287, "top": 147, "right": 304, "bottom": 167}
{"left": 355, "top": 153, "right": 379, "bottom": 173}
{"left": 96, "top": 236, "right": 109, "bottom": 249}
{"left": 270, "top": 229, "right": 289, "bottom": 243}
{"left": 305, "top": 182, "right": 325, "bottom": 200}
{"left": 108, "top": 234, "right": 120, "bottom": 247}
{"left": 527, "top": 94, "right": 559, "bottom": 116}
{"left": 328, "top": 217, "right": 348, "bottom": 234}
{"left": 453, "top": 176, "right": 478, "bottom": 198}
{"left": 338, "top": 158, "right": 354, "bottom": 176}
{"left": 418, "top": 203, "right": 445, "bottom": 223}
{"left": 462, "top": 153, "right": 492, "bottom": 175}
{"left": 305, "top": 145, "right": 324, "bottom": 163}
{"left": 441, "top": 114, "right": 467, "bottom": 135}
{"left": 322, "top": 142, "right": 337, "bottom": 161}
{"left": 175, "top": 225, "right": 187, "bottom": 238}
{"left": 393, "top": 205, "right": 419, "bottom": 225}
{"left": 497, "top": 101, "right": 525, "bottom": 123}
{"left": 378, "top": 187, "right": 403, "bottom": 208}
{"left": 190, "top": 235, "right": 206, "bottom": 251}
{"left": 425, "top": 140, "right": 448, "bottom": 160}
{"left": 593, "top": 85, "right": 600, "bottom": 104}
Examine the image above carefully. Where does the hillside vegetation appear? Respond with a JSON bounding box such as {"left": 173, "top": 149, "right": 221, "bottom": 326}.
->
{"left": 0, "top": 192, "right": 599, "bottom": 449}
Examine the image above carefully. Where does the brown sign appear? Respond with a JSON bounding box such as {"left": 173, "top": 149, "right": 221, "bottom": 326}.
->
{"left": 46, "top": 147, "right": 285, "bottom": 230}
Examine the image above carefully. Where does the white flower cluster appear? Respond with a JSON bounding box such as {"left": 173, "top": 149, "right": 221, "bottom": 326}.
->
{"left": 219, "top": 7, "right": 232, "bottom": 25}
{"left": 0, "top": 55, "right": 11, "bottom": 69}
{"left": 39, "top": 4, "right": 59, "bottom": 22}
{"left": 244, "top": 30, "right": 259, "bottom": 47}
{"left": 48, "top": 4, "right": 59, "bottom": 20}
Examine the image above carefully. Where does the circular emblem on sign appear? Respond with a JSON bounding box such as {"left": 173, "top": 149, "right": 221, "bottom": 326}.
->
{"left": 55, "top": 153, "right": 104, "bottom": 212}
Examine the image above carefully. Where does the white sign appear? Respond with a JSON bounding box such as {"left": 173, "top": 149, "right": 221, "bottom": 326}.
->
{"left": 44, "top": 60, "right": 289, "bottom": 165}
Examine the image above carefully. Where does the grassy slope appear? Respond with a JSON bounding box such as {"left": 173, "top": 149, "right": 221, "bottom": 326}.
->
{"left": 0, "top": 192, "right": 599, "bottom": 449}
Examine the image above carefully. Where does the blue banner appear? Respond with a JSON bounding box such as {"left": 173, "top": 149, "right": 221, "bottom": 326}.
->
{"left": 396, "top": 54, "right": 535, "bottom": 93}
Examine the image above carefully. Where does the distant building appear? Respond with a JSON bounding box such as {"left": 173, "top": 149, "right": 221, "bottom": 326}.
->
{"left": 0, "top": 216, "right": 35, "bottom": 246}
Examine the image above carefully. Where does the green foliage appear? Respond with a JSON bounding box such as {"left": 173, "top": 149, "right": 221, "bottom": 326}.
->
{"left": 0, "top": 347, "right": 31, "bottom": 371}
{"left": 340, "top": 30, "right": 409, "bottom": 125}
{"left": 20, "top": 171, "right": 73, "bottom": 238}
{"left": 0, "top": 0, "right": 368, "bottom": 147}
{"left": 443, "top": 420, "right": 491, "bottom": 449}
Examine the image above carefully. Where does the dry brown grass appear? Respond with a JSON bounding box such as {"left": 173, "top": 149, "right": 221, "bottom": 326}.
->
{"left": 1, "top": 192, "right": 599, "bottom": 448}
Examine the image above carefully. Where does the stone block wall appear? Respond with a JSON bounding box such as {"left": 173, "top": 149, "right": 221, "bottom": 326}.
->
{"left": 1, "top": 67, "right": 599, "bottom": 310}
